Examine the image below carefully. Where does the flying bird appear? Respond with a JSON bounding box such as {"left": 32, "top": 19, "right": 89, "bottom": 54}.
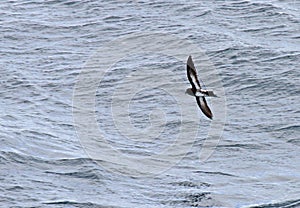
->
{"left": 185, "top": 55, "right": 217, "bottom": 119}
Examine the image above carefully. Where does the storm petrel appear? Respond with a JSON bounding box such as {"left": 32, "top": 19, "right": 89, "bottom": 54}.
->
{"left": 185, "top": 55, "right": 217, "bottom": 119}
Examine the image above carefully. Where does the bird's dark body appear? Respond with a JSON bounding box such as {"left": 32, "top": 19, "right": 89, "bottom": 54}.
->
{"left": 186, "top": 56, "right": 214, "bottom": 119}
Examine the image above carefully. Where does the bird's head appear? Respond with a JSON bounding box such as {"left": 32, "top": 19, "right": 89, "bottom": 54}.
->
{"left": 185, "top": 88, "right": 194, "bottom": 96}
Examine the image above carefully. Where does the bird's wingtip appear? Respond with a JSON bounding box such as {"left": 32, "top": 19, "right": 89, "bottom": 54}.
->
{"left": 187, "top": 55, "right": 194, "bottom": 67}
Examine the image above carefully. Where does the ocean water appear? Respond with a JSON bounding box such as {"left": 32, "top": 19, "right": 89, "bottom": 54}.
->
{"left": 1, "top": 0, "right": 299, "bottom": 207}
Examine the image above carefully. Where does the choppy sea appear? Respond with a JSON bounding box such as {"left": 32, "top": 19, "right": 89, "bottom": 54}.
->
{"left": 1, "top": 0, "right": 299, "bottom": 207}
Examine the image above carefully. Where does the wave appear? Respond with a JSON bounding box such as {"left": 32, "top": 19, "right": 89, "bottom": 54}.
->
{"left": 245, "top": 198, "right": 300, "bottom": 208}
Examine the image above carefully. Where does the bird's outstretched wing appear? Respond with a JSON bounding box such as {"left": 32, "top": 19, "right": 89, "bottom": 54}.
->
{"left": 196, "top": 96, "right": 213, "bottom": 119}
{"left": 187, "top": 55, "right": 202, "bottom": 92}
{"left": 187, "top": 55, "right": 213, "bottom": 119}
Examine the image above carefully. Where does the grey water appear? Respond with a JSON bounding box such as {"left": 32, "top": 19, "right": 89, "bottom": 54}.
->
{"left": 1, "top": 0, "right": 299, "bottom": 207}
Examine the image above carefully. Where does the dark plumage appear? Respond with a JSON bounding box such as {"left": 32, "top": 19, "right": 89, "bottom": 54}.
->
{"left": 186, "top": 55, "right": 214, "bottom": 119}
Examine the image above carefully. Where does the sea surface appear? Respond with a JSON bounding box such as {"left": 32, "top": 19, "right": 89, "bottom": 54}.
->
{"left": 1, "top": 0, "right": 299, "bottom": 207}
